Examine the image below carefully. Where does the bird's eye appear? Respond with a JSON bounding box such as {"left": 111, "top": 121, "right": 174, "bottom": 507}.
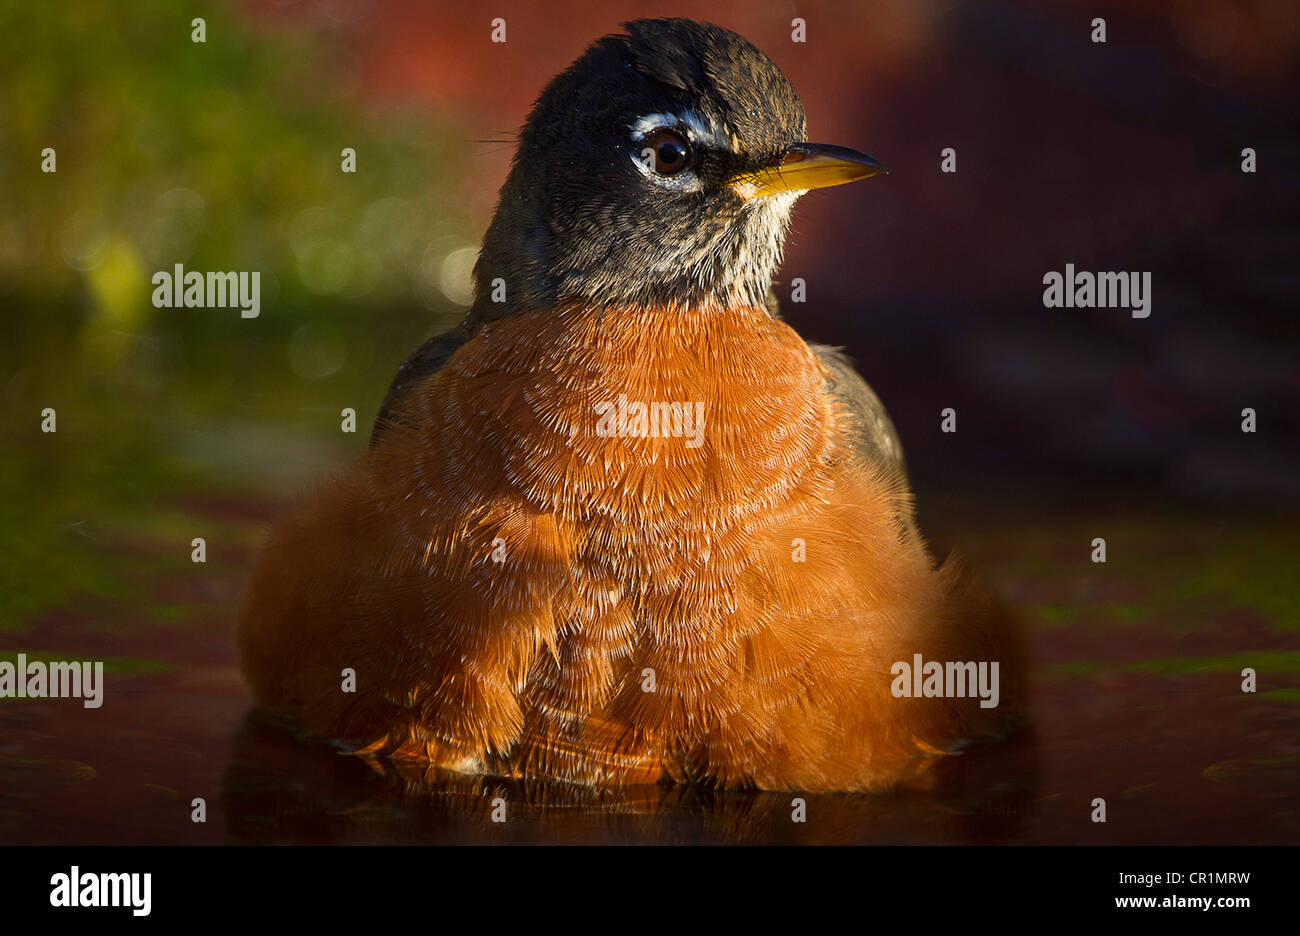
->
{"left": 641, "top": 128, "right": 692, "bottom": 175}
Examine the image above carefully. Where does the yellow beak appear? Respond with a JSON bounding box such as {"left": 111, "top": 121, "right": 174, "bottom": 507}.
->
{"left": 730, "top": 143, "right": 887, "bottom": 199}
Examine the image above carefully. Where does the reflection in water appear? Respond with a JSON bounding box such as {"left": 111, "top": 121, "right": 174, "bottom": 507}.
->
{"left": 222, "top": 709, "right": 1041, "bottom": 844}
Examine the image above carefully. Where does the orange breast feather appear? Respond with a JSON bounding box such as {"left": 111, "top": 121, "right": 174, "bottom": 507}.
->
{"left": 238, "top": 303, "right": 1022, "bottom": 792}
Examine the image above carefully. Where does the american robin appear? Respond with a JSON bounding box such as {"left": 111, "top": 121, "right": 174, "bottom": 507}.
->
{"left": 238, "top": 18, "right": 1025, "bottom": 793}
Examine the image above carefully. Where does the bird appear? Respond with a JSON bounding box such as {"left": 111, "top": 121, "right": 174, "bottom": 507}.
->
{"left": 237, "top": 17, "right": 1025, "bottom": 793}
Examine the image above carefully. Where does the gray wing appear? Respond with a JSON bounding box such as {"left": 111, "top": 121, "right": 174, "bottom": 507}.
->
{"left": 772, "top": 296, "right": 909, "bottom": 477}
{"left": 811, "top": 344, "right": 919, "bottom": 542}
{"left": 370, "top": 324, "right": 470, "bottom": 446}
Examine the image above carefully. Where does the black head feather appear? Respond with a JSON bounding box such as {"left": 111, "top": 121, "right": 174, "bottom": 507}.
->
{"left": 471, "top": 18, "right": 810, "bottom": 318}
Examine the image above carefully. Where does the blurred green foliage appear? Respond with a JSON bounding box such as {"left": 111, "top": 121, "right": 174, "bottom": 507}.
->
{"left": 1, "top": 0, "right": 475, "bottom": 387}
{"left": 0, "top": 0, "right": 480, "bottom": 631}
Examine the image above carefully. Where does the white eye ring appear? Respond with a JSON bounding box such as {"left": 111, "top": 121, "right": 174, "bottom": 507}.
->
{"left": 629, "top": 111, "right": 712, "bottom": 142}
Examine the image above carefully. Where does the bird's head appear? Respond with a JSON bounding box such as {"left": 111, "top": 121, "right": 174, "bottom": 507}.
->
{"left": 473, "top": 17, "right": 885, "bottom": 317}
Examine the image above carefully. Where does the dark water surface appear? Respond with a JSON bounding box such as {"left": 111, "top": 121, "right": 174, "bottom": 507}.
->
{"left": 2, "top": 494, "right": 1296, "bottom": 845}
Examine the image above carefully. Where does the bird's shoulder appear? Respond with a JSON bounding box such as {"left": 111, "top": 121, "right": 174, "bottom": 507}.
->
{"left": 810, "top": 344, "right": 908, "bottom": 473}
{"left": 370, "top": 322, "right": 473, "bottom": 445}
